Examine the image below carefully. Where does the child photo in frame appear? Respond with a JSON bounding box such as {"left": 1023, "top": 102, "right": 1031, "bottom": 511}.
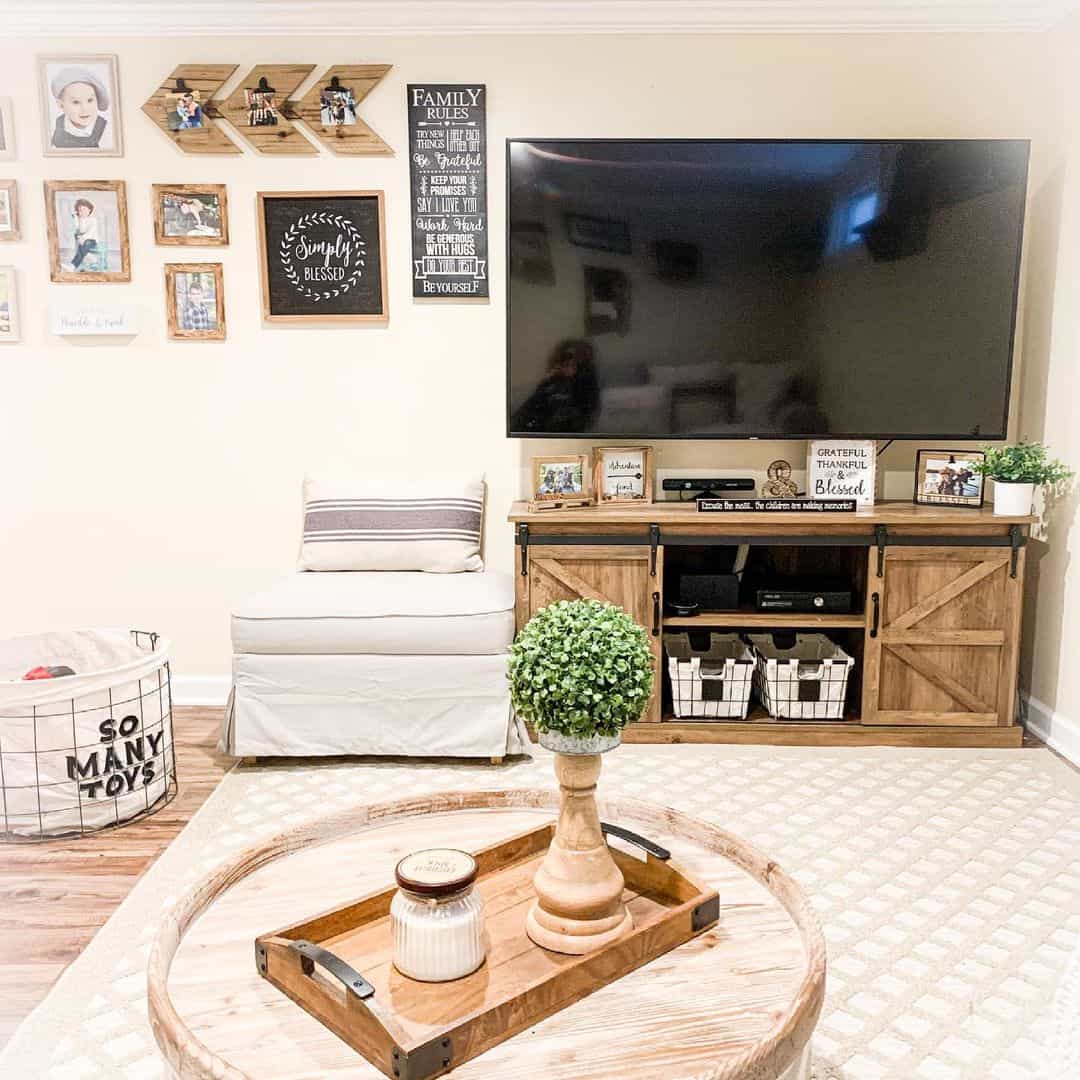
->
{"left": 0, "top": 181, "right": 18, "bottom": 241}
{"left": 165, "top": 263, "right": 225, "bottom": 341}
{"left": 44, "top": 180, "right": 130, "bottom": 283}
{"left": 529, "top": 454, "right": 592, "bottom": 511}
{"left": 914, "top": 450, "right": 986, "bottom": 507}
{"left": 38, "top": 54, "right": 122, "bottom": 156}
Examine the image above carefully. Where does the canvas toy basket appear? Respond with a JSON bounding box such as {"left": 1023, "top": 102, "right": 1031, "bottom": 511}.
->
{"left": 665, "top": 632, "right": 755, "bottom": 720}
{"left": 748, "top": 632, "right": 854, "bottom": 720}
{"left": 0, "top": 629, "right": 176, "bottom": 841}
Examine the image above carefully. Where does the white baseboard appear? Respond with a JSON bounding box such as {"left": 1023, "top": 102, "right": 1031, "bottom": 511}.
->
{"left": 171, "top": 674, "right": 230, "bottom": 707}
{"left": 1022, "top": 693, "right": 1080, "bottom": 767}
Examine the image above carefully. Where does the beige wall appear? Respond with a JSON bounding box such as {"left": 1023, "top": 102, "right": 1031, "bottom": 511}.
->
{"left": 0, "top": 31, "right": 1065, "bottom": 681}
{"left": 1017, "top": 16, "right": 1080, "bottom": 746}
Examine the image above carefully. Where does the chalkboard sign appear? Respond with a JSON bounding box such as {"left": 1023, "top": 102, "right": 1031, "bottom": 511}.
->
{"left": 256, "top": 190, "right": 387, "bottom": 323}
{"left": 408, "top": 84, "right": 488, "bottom": 299}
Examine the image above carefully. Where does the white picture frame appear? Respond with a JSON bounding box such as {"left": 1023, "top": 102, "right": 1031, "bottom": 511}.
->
{"left": 807, "top": 440, "right": 876, "bottom": 507}
{"left": 0, "top": 266, "right": 21, "bottom": 343}
{"left": 38, "top": 53, "right": 123, "bottom": 158}
{"left": 0, "top": 98, "right": 15, "bottom": 161}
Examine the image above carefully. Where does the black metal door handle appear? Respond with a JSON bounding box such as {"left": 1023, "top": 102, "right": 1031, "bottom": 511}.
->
{"left": 290, "top": 939, "right": 375, "bottom": 1000}
{"left": 652, "top": 591, "right": 660, "bottom": 636}
{"left": 870, "top": 592, "right": 880, "bottom": 638}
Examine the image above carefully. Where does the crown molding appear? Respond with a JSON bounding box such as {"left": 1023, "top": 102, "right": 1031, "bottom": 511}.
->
{"left": 3, "top": 0, "right": 1079, "bottom": 36}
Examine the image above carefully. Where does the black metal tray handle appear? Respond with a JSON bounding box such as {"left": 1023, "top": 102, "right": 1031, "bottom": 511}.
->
{"left": 290, "top": 939, "right": 376, "bottom": 1000}
{"left": 601, "top": 822, "right": 671, "bottom": 861}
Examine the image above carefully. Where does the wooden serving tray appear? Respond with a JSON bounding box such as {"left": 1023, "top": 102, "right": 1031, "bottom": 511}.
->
{"left": 255, "top": 820, "right": 719, "bottom": 1080}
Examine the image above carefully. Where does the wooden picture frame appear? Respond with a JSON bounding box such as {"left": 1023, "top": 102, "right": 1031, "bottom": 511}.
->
{"left": 913, "top": 449, "right": 986, "bottom": 508}
{"left": 165, "top": 263, "right": 225, "bottom": 341}
{"left": 152, "top": 184, "right": 229, "bottom": 246}
{"left": 0, "top": 98, "right": 15, "bottom": 161}
{"left": 0, "top": 180, "right": 19, "bottom": 241}
{"left": 37, "top": 54, "right": 123, "bottom": 158}
{"left": 256, "top": 190, "right": 388, "bottom": 324}
{"left": 594, "top": 446, "right": 654, "bottom": 503}
{"left": 529, "top": 454, "right": 593, "bottom": 512}
{"left": 44, "top": 179, "right": 130, "bottom": 283}
{"left": 0, "top": 266, "right": 19, "bottom": 343}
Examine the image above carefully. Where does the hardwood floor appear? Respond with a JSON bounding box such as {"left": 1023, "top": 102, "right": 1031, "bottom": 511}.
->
{"left": 0, "top": 706, "right": 231, "bottom": 1049}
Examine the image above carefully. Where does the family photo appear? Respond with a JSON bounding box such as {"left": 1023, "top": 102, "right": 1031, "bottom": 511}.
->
{"left": 165, "top": 264, "right": 225, "bottom": 340}
{"left": 166, "top": 88, "right": 203, "bottom": 131}
{"left": 536, "top": 461, "right": 584, "bottom": 496}
{"left": 245, "top": 84, "right": 278, "bottom": 127}
{"left": 915, "top": 450, "right": 986, "bottom": 507}
{"left": 45, "top": 180, "right": 130, "bottom": 282}
{"left": 320, "top": 84, "right": 357, "bottom": 126}
{"left": 153, "top": 185, "right": 228, "bottom": 245}
{"left": 38, "top": 55, "right": 122, "bottom": 155}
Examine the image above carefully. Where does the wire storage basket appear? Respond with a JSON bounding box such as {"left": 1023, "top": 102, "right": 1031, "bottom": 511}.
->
{"left": 0, "top": 629, "right": 177, "bottom": 842}
{"left": 748, "top": 632, "right": 854, "bottom": 721}
{"left": 665, "top": 632, "right": 755, "bottom": 720}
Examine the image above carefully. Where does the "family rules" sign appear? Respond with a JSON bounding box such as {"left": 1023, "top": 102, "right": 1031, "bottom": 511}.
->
{"left": 408, "top": 84, "right": 488, "bottom": 299}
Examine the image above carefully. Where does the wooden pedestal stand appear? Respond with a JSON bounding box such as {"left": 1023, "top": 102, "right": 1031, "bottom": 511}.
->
{"left": 526, "top": 750, "right": 634, "bottom": 955}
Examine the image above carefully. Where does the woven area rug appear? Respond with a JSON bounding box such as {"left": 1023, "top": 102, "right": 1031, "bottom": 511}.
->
{"left": 2, "top": 743, "right": 1079, "bottom": 1080}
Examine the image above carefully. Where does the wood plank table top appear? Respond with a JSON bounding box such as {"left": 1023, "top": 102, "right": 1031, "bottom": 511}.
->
{"left": 152, "top": 793, "right": 824, "bottom": 1080}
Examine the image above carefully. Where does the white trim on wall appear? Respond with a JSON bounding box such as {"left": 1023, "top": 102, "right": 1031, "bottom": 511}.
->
{"left": 1023, "top": 692, "right": 1080, "bottom": 767}
{"left": 171, "top": 674, "right": 230, "bottom": 708}
{"left": 4, "top": 0, "right": 1078, "bottom": 36}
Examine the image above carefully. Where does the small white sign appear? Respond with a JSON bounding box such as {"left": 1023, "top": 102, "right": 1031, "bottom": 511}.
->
{"left": 807, "top": 440, "right": 876, "bottom": 506}
{"left": 50, "top": 305, "right": 137, "bottom": 336}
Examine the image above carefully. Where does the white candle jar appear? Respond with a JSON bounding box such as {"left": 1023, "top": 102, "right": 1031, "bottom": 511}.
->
{"left": 390, "top": 848, "right": 486, "bottom": 982}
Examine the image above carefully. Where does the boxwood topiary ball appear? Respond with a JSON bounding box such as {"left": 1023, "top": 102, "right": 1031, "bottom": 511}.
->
{"left": 508, "top": 598, "right": 654, "bottom": 739}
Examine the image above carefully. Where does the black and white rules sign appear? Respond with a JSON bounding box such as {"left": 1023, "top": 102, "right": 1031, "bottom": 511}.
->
{"left": 408, "top": 84, "right": 488, "bottom": 298}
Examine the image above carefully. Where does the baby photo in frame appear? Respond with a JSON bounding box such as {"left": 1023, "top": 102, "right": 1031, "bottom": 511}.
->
{"left": 914, "top": 449, "right": 986, "bottom": 508}
{"left": 38, "top": 54, "right": 122, "bottom": 156}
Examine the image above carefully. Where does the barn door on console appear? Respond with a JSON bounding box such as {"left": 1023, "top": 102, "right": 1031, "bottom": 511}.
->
{"left": 863, "top": 547, "right": 1023, "bottom": 727}
{"left": 522, "top": 545, "right": 662, "bottom": 723}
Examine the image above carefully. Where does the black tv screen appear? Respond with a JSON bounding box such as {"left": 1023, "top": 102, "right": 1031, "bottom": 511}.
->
{"left": 507, "top": 139, "right": 1029, "bottom": 439}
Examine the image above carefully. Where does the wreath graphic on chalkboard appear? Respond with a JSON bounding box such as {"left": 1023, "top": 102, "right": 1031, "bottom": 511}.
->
{"left": 278, "top": 212, "right": 367, "bottom": 303}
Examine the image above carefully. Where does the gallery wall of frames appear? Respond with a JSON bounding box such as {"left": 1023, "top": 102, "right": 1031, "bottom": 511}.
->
{"left": 0, "top": 57, "right": 485, "bottom": 345}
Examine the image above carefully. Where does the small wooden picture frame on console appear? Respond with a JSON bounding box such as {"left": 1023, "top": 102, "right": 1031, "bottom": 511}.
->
{"left": 529, "top": 454, "right": 592, "bottom": 512}
{"left": 594, "top": 445, "right": 654, "bottom": 504}
{"left": 913, "top": 449, "right": 986, "bottom": 508}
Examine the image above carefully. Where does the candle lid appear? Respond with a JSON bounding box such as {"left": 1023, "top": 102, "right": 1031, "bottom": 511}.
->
{"left": 395, "top": 848, "right": 478, "bottom": 897}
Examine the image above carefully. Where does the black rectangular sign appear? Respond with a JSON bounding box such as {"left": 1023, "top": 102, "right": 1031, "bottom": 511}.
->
{"left": 698, "top": 499, "right": 858, "bottom": 513}
{"left": 407, "top": 84, "right": 488, "bottom": 298}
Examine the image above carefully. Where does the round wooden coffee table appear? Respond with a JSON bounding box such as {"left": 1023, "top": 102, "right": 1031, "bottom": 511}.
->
{"left": 150, "top": 791, "right": 824, "bottom": 1080}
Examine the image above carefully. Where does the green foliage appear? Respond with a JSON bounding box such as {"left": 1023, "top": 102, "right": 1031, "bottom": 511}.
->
{"left": 508, "top": 599, "right": 654, "bottom": 738}
{"left": 974, "top": 442, "right": 1074, "bottom": 486}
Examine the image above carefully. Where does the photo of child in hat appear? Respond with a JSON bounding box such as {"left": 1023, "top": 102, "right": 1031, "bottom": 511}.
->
{"left": 38, "top": 55, "right": 122, "bottom": 156}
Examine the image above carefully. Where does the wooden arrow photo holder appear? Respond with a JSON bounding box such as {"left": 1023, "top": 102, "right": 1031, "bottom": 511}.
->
{"left": 141, "top": 65, "right": 241, "bottom": 154}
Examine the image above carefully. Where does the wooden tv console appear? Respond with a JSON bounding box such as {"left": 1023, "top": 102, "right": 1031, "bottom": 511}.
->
{"left": 508, "top": 500, "right": 1033, "bottom": 748}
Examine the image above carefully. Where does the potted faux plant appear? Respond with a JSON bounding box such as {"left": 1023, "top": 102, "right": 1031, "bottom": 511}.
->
{"left": 975, "top": 441, "right": 1073, "bottom": 516}
{"left": 508, "top": 598, "right": 654, "bottom": 955}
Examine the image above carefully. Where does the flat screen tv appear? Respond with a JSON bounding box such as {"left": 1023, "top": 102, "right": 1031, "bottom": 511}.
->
{"left": 507, "top": 139, "right": 1029, "bottom": 439}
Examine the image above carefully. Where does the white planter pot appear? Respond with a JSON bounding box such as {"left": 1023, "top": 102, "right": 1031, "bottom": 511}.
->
{"left": 993, "top": 481, "right": 1035, "bottom": 516}
{"left": 536, "top": 729, "right": 622, "bottom": 755}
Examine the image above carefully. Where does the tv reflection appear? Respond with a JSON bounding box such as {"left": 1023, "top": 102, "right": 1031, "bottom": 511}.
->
{"left": 511, "top": 338, "right": 600, "bottom": 433}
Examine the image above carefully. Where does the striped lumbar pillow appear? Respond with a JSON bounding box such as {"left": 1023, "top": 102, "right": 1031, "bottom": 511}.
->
{"left": 298, "top": 475, "right": 485, "bottom": 573}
